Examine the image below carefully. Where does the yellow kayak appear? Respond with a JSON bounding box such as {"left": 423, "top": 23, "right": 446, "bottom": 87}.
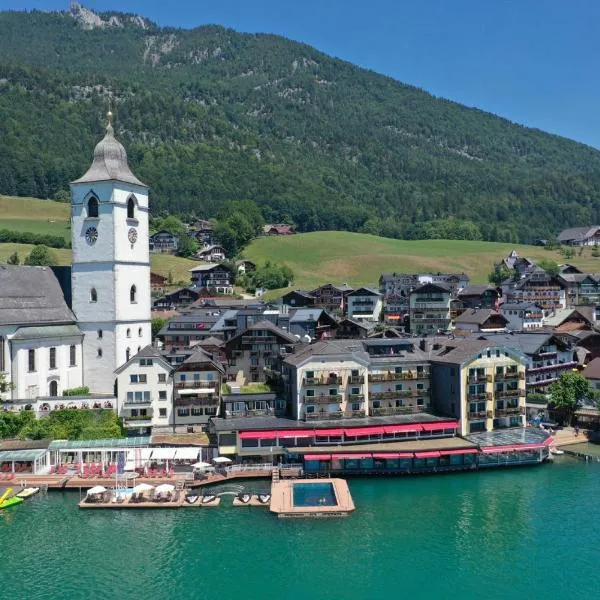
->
{"left": 16, "top": 487, "right": 40, "bottom": 499}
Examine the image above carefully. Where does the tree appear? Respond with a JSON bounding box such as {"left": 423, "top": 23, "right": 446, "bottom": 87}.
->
{"left": 214, "top": 221, "right": 239, "bottom": 257}
{"left": 548, "top": 372, "right": 595, "bottom": 425}
{"left": 177, "top": 233, "right": 198, "bottom": 258}
{"left": 6, "top": 252, "right": 19, "bottom": 265}
{"left": 24, "top": 244, "right": 57, "bottom": 266}
{"left": 152, "top": 317, "right": 167, "bottom": 338}
{"left": 537, "top": 259, "right": 560, "bottom": 276}
{"left": 488, "top": 264, "right": 514, "bottom": 286}
{"left": 0, "top": 371, "right": 12, "bottom": 398}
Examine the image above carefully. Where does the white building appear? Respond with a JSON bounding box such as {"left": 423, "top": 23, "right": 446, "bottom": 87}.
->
{"left": 499, "top": 302, "right": 544, "bottom": 331}
{"left": 70, "top": 114, "right": 152, "bottom": 394}
{"left": 346, "top": 287, "right": 383, "bottom": 322}
{"left": 0, "top": 265, "right": 84, "bottom": 402}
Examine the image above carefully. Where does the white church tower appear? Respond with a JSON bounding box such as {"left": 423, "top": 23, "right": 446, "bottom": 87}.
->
{"left": 70, "top": 112, "right": 151, "bottom": 394}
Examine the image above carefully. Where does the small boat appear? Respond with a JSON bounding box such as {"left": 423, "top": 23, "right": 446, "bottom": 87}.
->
{"left": 258, "top": 494, "right": 271, "bottom": 504}
{"left": 550, "top": 447, "right": 565, "bottom": 456}
{"left": 16, "top": 487, "right": 40, "bottom": 499}
{"left": 238, "top": 493, "right": 251, "bottom": 504}
{"left": 202, "top": 495, "right": 217, "bottom": 504}
{"left": 185, "top": 494, "right": 199, "bottom": 504}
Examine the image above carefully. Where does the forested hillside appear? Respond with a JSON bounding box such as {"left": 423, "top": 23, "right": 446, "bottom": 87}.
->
{"left": 1, "top": 5, "right": 600, "bottom": 242}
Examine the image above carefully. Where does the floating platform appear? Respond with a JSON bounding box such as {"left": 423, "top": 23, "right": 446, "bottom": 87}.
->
{"left": 79, "top": 496, "right": 183, "bottom": 509}
{"left": 270, "top": 478, "right": 354, "bottom": 518}
{"left": 181, "top": 497, "right": 221, "bottom": 508}
{"left": 233, "top": 495, "right": 270, "bottom": 507}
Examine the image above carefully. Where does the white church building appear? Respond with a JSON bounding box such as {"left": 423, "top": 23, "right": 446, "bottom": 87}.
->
{"left": 0, "top": 114, "right": 151, "bottom": 409}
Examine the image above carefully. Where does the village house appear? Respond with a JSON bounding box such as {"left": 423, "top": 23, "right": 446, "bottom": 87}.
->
{"left": 190, "top": 219, "right": 214, "bottom": 245}
{"left": 454, "top": 309, "right": 509, "bottom": 333}
{"left": 262, "top": 223, "right": 296, "bottom": 236}
{"left": 189, "top": 263, "right": 234, "bottom": 294}
{"left": 152, "top": 287, "right": 204, "bottom": 311}
{"left": 557, "top": 273, "right": 600, "bottom": 306}
{"left": 310, "top": 283, "right": 354, "bottom": 314}
{"left": 335, "top": 318, "right": 374, "bottom": 339}
{"left": 279, "top": 290, "right": 316, "bottom": 309}
{"left": 149, "top": 230, "right": 179, "bottom": 253}
{"left": 346, "top": 287, "right": 383, "bottom": 322}
{"left": 195, "top": 244, "right": 227, "bottom": 262}
{"left": 457, "top": 285, "right": 500, "bottom": 310}
{"left": 235, "top": 259, "right": 256, "bottom": 275}
{"left": 157, "top": 312, "right": 224, "bottom": 347}
{"left": 557, "top": 226, "right": 600, "bottom": 246}
{"left": 502, "top": 268, "right": 567, "bottom": 310}
{"left": 499, "top": 302, "right": 544, "bottom": 330}
{"left": 150, "top": 272, "right": 168, "bottom": 294}
{"left": 582, "top": 357, "right": 600, "bottom": 391}
{"left": 409, "top": 283, "right": 453, "bottom": 335}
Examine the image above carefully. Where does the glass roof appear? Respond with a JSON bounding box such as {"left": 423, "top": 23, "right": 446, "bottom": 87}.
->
{"left": 0, "top": 449, "right": 47, "bottom": 462}
{"left": 465, "top": 428, "right": 548, "bottom": 447}
{"left": 48, "top": 437, "right": 151, "bottom": 450}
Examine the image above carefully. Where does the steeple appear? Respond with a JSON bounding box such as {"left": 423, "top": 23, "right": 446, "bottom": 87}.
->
{"left": 71, "top": 111, "right": 146, "bottom": 187}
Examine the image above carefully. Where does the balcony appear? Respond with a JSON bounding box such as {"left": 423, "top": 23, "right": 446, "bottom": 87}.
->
{"left": 369, "top": 371, "right": 430, "bottom": 383}
{"left": 528, "top": 361, "right": 578, "bottom": 374}
{"left": 176, "top": 380, "right": 217, "bottom": 390}
{"left": 123, "top": 415, "right": 153, "bottom": 427}
{"left": 494, "top": 371, "right": 523, "bottom": 381}
{"left": 241, "top": 335, "right": 277, "bottom": 345}
{"left": 229, "top": 408, "right": 278, "bottom": 418}
{"left": 369, "top": 390, "right": 424, "bottom": 401}
{"left": 370, "top": 406, "right": 429, "bottom": 416}
{"left": 304, "top": 394, "right": 343, "bottom": 404}
{"left": 467, "top": 392, "right": 493, "bottom": 401}
{"left": 124, "top": 397, "right": 152, "bottom": 406}
{"left": 174, "top": 397, "right": 218, "bottom": 407}
{"left": 303, "top": 376, "right": 342, "bottom": 386}
{"left": 468, "top": 374, "right": 492, "bottom": 384}
{"left": 466, "top": 411, "right": 489, "bottom": 421}
{"left": 348, "top": 394, "right": 364, "bottom": 402}
{"left": 495, "top": 406, "right": 525, "bottom": 417}
{"left": 304, "top": 410, "right": 365, "bottom": 421}
{"left": 495, "top": 389, "right": 525, "bottom": 398}
{"left": 348, "top": 375, "right": 365, "bottom": 384}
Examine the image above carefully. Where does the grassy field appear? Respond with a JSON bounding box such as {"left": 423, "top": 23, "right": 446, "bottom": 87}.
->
{"left": 244, "top": 231, "right": 600, "bottom": 289}
{"left": 0, "top": 243, "right": 196, "bottom": 282}
{"left": 0, "top": 195, "right": 71, "bottom": 241}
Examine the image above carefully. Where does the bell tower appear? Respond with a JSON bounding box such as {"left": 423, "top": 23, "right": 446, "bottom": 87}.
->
{"left": 70, "top": 112, "right": 151, "bottom": 394}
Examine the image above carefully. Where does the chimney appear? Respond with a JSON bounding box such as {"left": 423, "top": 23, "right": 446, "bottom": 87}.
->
{"left": 419, "top": 339, "right": 428, "bottom": 352}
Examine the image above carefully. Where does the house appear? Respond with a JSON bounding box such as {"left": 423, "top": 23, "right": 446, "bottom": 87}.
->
{"left": 346, "top": 287, "right": 383, "bottom": 322}
{"left": 382, "top": 295, "right": 407, "bottom": 326}
{"left": 557, "top": 226, "right": 600, "bottom": 246}
{"left": 263, "top": 223, "right": 296, "bottom": 236}
{"left": 191, "top": 219, "right": 214, "bottom": 245}
{"left": 150, "top": 272, "right": 168, "bottom": 293}
{"left": 279, "top": 290, "right": 316, "bottom": 309}
{"left": 457, "top": 285, "right": 500, "bottom": 310}
{"left": 157, "top": 312, "right": 224, "bottom": 347}
{"left": 189, "top": 263, "right": 234, "bottom": 294}
{"left": 559, "top": 264, "right": 583, "bottom": 274}
{"left": 379, "top": 272, "right": 469, "bottom": 300}
{"left": 431, "top": 340, "right": 527, "bottom": 436}
{"left": 336, "top": 318, "right": 374, "bottom": 339}
{"left": 0, "top": 265, "right": 84, "bottom": 404}
{"left": 557, "top": 274, "right": 600, "bottom": 306}
{"left": 500, "top": 250, "right": 536, "bottom": 276}
{"left": 454, "top": 309, "right": 509, "bottom": 333}
{"left": 544, "top": 307, "right": 595, "bottom": 332}
{"left": 235, "top": 260, "right": 256, "bottom": 274}
{"left": 149, "top": 230, "right": 179, "bottom": 253}
{"left": 503, "top": 268, "right": 567, "bottom": 310}
{"left": 152, "top": 287, "right": 203, "bottom": 311}
{"left": 224, "top": 321, "right": 298, "bottom": 384}
{"left": 115, "top": 346, "right": 174, "bottom": 436}
{"left": 561, "top": 330, "right": 600, "bottom": 362}
{"left": 196, "top": 244, "right": 227, "bottom": 262}
{"left": 310, "top": 284, "right": 354, "bottom": 314}
{"left": 499, "top": 302, "right": 544, "bottom": 330}
{"left": 288, "top": 308, "right": 338, "bottom": 341}
{"left": 409, "top": 283, "right": 452, "bottom": 335}
{"left": 582, "top": 357, "right": 600, "bottom": 391}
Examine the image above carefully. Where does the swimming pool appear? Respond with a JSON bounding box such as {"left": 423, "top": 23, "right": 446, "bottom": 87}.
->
{"left": 292, "top": 482, "right": 337, "bottom": 507}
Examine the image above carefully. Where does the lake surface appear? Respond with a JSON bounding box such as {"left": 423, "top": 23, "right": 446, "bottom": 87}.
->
{"left": 1, "top": 458, "right": 598, "bottom": 600}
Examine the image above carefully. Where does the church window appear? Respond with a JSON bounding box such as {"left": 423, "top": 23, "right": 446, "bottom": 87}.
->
{"left": 28, "top": 349, "right": 36, "bottom": 372}
{"left": 49, "top": 381, "right": 58, "bottom": 397}
{"left": 130, "top": 285, "right": 137, "bottom": 303}
{"left": 49, "top": 347, "right": 57, "bottom": 370}
{"left": 87, "top": 196, "right": 99, "bottom": 218}
{"left": 127, "top": 197, "right": 136, "bottom": 220}
{"left": 97, "top": 348, "right": 103, "bottom": 358}
{"left": 126, "top": 348, "right": 131, "bottom": 362}
{"left": 69, "top": 345, "right": 76, "bottom": 366}
{"left": 90, "top": 288, "right": 97, "bottom": 303}
{"left": 138, "top": 327, "right": 143, "bottom": 337}
{"left": 137, "top": 346, "right": 141, "bottom": 353}
{"left": 126, "top": 328, "right": 131, "bottom": 338}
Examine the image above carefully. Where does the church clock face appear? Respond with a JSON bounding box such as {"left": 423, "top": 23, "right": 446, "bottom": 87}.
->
{"left": 85, "top": 226, "right": 98, "bottom": 245}
{"left": 128, "top": 227, "right": 138, "bottom": 245}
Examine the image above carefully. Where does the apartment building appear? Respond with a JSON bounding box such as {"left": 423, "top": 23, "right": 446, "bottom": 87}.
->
{"left": 409, "top": 283, "right": 452, "bottom": 335}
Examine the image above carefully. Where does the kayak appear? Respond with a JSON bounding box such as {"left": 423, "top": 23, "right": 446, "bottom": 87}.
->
{"left": 0, "top": 496, "right": 24, "bottom": 509}
{"left": 16, "top": 487, "right": 40, "bottom": 499}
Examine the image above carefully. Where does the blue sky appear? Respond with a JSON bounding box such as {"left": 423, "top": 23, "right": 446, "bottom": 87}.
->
{"left": 5, "top": 0, "right": 600, "bottom": 148}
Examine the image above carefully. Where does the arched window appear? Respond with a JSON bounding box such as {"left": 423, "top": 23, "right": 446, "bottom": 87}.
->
{"left": 130, "top": 285, "right": 137, "bottom": 303}
{"left": 49, "top": 380, "right": 58, "bottom": 397}
{"left": 97, "top": 348, "right": 103, "bottom": 358}
{"left": 126, "top": 328, "right": 131, "bottom": 338}
{"left": 137, "top": 346, "right": 141, "bottom": 353}
{"left": 127, "top": 197, "right": 135, "bottom": 220}
{"left": 138, "top": 327, "right": 143, "bottom": 337}
{"left": 90, "top": 288, "right": 97, "bottom": 303}
{"left": 87, "top": 196, "right": 99, "bottom": 218}
{"left": 126, "top": 347, "right": 131, "bottom": 362}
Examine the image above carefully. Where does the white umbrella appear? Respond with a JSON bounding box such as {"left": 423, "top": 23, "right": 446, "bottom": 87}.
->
{"left": 191, "top": 461, "right": 212, "bottom": 470}
{"left": 213, "top": 456, "right": 232, "bottom": 464}
{"left": 133, "top": 483, "right": 154, "bottom": 493}
{"left": 155, "top": 483, "right": 175, "bottom": 494}
{"left": 87, "top": 485, "right": 107, "bottom": 495}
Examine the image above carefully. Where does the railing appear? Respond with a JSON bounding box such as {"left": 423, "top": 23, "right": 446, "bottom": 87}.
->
{"left": 175, "top": 398, "right": 218, "bottom": 406}
{"left": 467, "top": 411, "right": 488, "bottom": 420}
{"left": 468, "top": 375, "right": 492, "bottom": 384}
{"left": 229, "top": 408, "right": 277, "bottom": 418}
{"left": 303, "top": 376, "right": 342, "bottom": 386}
{"left": 495, "top": 389, "right": 525, "bottom": 398}
{"left": 305, "top": 410, "right": 365, "bottom": 420}
{"left": 225, "top": 463, "right": 275, "bottom": 473}
{"left": 305, "top": 394, "right": 343, "bottom": 403}
{"left": 370, "top": 406, "right": 429, "bottom": 416}
{"left": 176, "top": 381, "right": 217, "bottom": 389}
{"left": 348, "top": 394, "right": 364, "bottom": 402}
{"left": 494, "top": 371, "right": 523, "bottom": 381}
{"left": 241, "top": 335, "right": 277, "bottom": 344}
{"left": 369, "top": 390, "right": 424, "bottom": 400}
{"left": 348, "top": 375, "right": 365, "bottom": 384}
{"left": 495, "top": 407, "right": 524, "bottom": 417}
{"left": 369, "top": 371, "right": 430, "bottom": 382}
{"left": 124, "top": 398, "right": 152, "bottom": 405}
{"left": 466, "top": 392, "right": 492, "bottom": 401}
{"left": 528, "top": 361, "right": 578, "bottom": 373}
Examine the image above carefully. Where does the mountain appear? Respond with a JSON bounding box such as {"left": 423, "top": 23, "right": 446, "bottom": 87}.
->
{"left": 1, "top": 4, "right": 600, "bottom": 243}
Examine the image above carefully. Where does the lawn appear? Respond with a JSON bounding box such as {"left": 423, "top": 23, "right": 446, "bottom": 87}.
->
{"left": 244, "top": 231, "right": 600, "bottom": 290}
{"left": 0, "top": 195, "right": 71, "bottom": 241}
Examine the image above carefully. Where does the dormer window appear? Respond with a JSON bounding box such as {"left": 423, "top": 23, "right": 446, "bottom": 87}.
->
{"left": 127, "top": 197, "right": 135, "bottom": 220}
{"left": 87, "top": 196, "right": 99, "bottom": 218}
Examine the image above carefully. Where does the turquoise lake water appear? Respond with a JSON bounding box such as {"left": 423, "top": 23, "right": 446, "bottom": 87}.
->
{"left": 1, "top": 458, "right": 599, "bottom": 600}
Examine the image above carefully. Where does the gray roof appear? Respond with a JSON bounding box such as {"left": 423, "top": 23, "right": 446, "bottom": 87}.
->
{"left": 115, "top": 345, "right": 173, "bottom": 375}
{"left": 499, "top": 302, "right": 541, "bottom": 311}
{"left": 476, "top": 332, "right": 558, "bottom": 356}
{"left": 189, "top": 263, "right": 229, "bottom": 273}
{"left": 284, "top": 340, "right": 369, "bottom": 366}
{"left": 557, "top": 226, "right": 600, "bottom": 242}
{"left": 347, "top": 287, "right": 382, "bottom": 297}
{"left": 12, "top": 324, "right": 82, "bottom": 341}
{"left": 71, "top": 123, "right": 147, "bottom": 187}
{"left": 432, "top": 339, "right": 524, "bottom": 365}
{"left": 289, "top": 308, "right": 326, "bottom": 323}
{"left": 227, "top": 320, "right": 298, "bottom": 345}
{"left": 458, "top": 285, "right": 496, "bottom": 296}
{"left": 0, "top": 265, "right": 76, "bottom": 326}
{"left": 582, "top": 357, "right": 600, "bottom": 380}
{"left": 454, "top": 309, "right": 507, "bottom": 326}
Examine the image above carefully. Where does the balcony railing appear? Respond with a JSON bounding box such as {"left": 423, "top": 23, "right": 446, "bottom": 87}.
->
{"left": 176, "top": 380, "right": 218, "bottom": 389}
{"left": 467, "top": 392, "right": 493, "bottom": 401}
{"left": 229, "top": 408, "right": 279, "bottom": 418}
{"left": 241, "top": 335, "right": 277, "bottom": 344}
{"left": 304, "top": 410, "right": 366, "bottom": 421}
{"left": 468, "top": 374, "right": 492, "bottom": 384}
{"left": 124, "top": 397, "right": 152, "bottom": 405}
{"left": 174, "top": 397, "right": 217, "bottom": 407}
{"left": 467, "top": 411, "right": 488, "bottom": 421}
{"left": 123, "top": 416, "right": 152, "bottom": 426}
{"left": 370, "top": 406, "right": 429, "bottom": 416}
{"left": 494, "top": 371, "right": 523, "bottom": 381}
{"left": 303, "top": 376, "right": 342, "bottom": 386}
{"left": 348, "top": 394, "right": 364, "bottom": 402}
{"left": 348, "top": 375, "right": 365, "bottom": 384}
{"left": 304, "top": 394, "right": 343, "bottom": 404}
{"left": 495, "top": 407, "right": 525, "bottom": 417}
{"left": 495, "top": 389, "right": 525, "bottom": 398}
{"left": 369, "top": 390, "right": 424, "bottom": 400}
{"left": 369, "top": 371, "right": 430, "bottom": 383}
{"left": 528, "top": 361, "right": 578, "bottom": 374}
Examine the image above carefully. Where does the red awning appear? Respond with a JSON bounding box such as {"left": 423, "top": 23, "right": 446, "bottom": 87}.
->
{"left": 314, "top": 429, "right": 344, "bottom": 436}
{"left": 344, "top": 426, "right": 386, "bottom": 436}
{"left": 383, "top": 424, "right": 423, "bottom": 434}
{"left": 440, "top": 449, "right": 479, "bottom": 456}
{"left": 304, "top": 454, "right": 331, "bottom": 461}
{"left": 415, "top": 451, "right": 441, "bottom": 459}
{"left": 331, "top": 453, "right": 372, "bottom": 460}
{"left": 543, "top": 437, "right": 555, "bottom": 446}
{"left": 372, "top": 452, "right": 414, "bottom": 459}
{"left": 274, "top": 429, "right": 315, "bottom": 438}
{"left": 239, "top": 431, "right": 278, "bottom": 440}
{"left": 420, "top": 421, "right": 458, "bottom": 431}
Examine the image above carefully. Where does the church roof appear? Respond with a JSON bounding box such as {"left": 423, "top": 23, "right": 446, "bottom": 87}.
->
{"left": 71, "top": 121, "right": 147, "bottom": 187}
{"left": 0, "top": 265, "right": 76, "bottom": 326}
